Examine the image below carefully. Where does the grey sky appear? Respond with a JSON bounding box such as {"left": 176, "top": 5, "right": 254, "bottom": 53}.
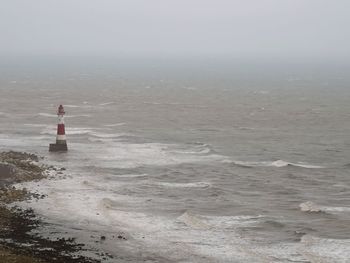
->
{"left": 1, "top": 0, "right": 349, "bottom": 59}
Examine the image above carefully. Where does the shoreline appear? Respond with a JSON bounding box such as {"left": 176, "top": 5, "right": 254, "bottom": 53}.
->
{"left": 0, "top": 151, "right": 101, "bottom": 263}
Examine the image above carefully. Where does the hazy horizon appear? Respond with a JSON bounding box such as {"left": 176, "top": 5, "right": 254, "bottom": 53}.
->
{"left": 1, "top": 0, "right": 349, "bottom": 60}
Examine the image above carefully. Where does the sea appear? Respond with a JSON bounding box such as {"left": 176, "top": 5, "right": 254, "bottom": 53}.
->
{"left": 0, "top": 57, "right": 349, "bottom": 262}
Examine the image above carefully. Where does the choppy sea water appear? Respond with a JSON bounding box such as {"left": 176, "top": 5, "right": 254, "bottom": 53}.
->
{"left": 0, "top": 59, "right": 350, "bottom": 262}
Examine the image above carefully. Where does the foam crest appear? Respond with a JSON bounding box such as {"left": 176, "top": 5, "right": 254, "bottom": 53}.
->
{"left": 104, "top": 123, "right": 126, "bottom": 127}
{"left": 108, "top": 173, "right": 148, "bottom": 178}
{"left": 24, "top": 123, "right": 49, "bottom": 127}
{"left": 300, "top": 235, "right": 350, "bottom": 263}
{"left": 64, "top": 104, "right": 94, "bottom": 109}
{"left": 64, "top": 104, "right": 82, "bottom": 108}
{"left": 37, "top": 113, "right": 91, "bottom": 118}
{"left": 100, "top": 142, "right": 224, "bottom": 168}
{"left": 203, "top": 214, "right": 264, "bottom": 229}
{"left": 177, "top": 212, "right": 210, "bottom": 229}
{"left": 299, "top": 201, "right": 350, "bottom": 214}
{"left": 40, "top": 127, "right": 123, "bottom": 138}
{"left": 41, "top": 127, "right": 94, "bottom": 135}
{"left": 15, "top": 176, "right": 343, "bottom": 262}
{"left": 99, "top": 102, "right": 115, "bottom": 106}
{"left": 37, "top": 113, "right": 57, "bottom": 118}
{"left": 227, "top": 159, "right": 324, "bottom": 169}
{"left": 89, "top": 132, "right": 127, "bottom": 138}
{"left": 154, "top": 181, "right": 211, "bottom": 188}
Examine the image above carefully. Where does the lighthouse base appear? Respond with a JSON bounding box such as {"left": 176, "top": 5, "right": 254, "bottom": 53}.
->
{"left": 49, "top": 143, "right": 68, "bottom": 152}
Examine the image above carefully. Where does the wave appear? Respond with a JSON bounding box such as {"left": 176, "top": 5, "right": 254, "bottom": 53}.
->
{"left": 111, "top": 173, "right": 148, "bottom": 178}
{"left": 154, "top": 181, "right": 211, "bottom": 188}
{"left": 236, "top": 126, "right": 255, "bottom": 131}
{"left": 37, "top": 113, "right": 91, "bottom": 118}
{"left": 177, "top": 212, "right": 210, "bottom": 229}
{"left": 24, "top": 123, "right": 49, "bottom": 127}
{"left": 37, "top": 113, "right": 57, "bottom": 118}
{"left": 170, "top": 147, "right": 211, "bottom": 155}
{"left": 89, "top": 132, "right": 128, "bottom": 138}
{"left": 104, "top": 123, "right": 126, "bottom": 127}
{"left": 64, "top": 105, "right": 83, "bottom": 108}
{"left": 40, "top": 127, "right": 126, "bottom": 138}
{"left": 299, "top": 201, "right": 350, "bottom": 213}
{"left": 105, "top": 174, "right": 148, "bottom": 180}
{"left": 202, "top": 214, "right": 264, "bottom": 229}
{"left": 177, "top": 212, "right": 264, "bottom": 231}
{"left": 300, "top": 235, "right": 350, "bottom": 263}
{"left": 41, "top": 127, "right": 93, "bottom": 135}
{"left": 170, "top": 143, "right": 214, "bottom": 155}
{"left": 99, "top": 102, "right": 115, "bottom": 106}
{"left": 225, "top": 159, "right": 324, "bottom": 169}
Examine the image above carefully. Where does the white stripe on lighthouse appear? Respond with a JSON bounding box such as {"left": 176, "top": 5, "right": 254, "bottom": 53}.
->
{"left": 56, "top": 135, "right": 67, "bottom": 141}
{"left": 58, "top": 115, "right": 65, "bottom": 124}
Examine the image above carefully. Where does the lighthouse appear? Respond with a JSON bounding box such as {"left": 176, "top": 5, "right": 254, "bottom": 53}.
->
{"left": 49, "top": 105, "right": 68, "bottom": 152}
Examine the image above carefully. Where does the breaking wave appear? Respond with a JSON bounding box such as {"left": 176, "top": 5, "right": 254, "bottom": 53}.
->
{"left": 40, "top": 127, "right": 126, "bottom": 139}
{"left": 41, "top": 127, "right": 94, "bottom": 135}
{"left": 89, "top": 132, "right": 128, "bottom": 139}
{"left": 104, "top": 123, "right": 126, "bottom": 127}
{"left": 37, "top": 113, "right": 91, "bottom": 118}
{"left": 299, "top": 201, "right": 350, "bottom": 213}
{"left": 99, "top": 102, "right": 115, "bottom": 106}
{"left": 224, "top": 159, "right": 324, "bottom": 169}
{"left": 154, "top": 181, "right": 211, "bottom": 188}
{"left": 177, "top": 212, "right": 210, "bottom": 229}
{"left": 300, "top": 235, "right": 350, "bottom": 263}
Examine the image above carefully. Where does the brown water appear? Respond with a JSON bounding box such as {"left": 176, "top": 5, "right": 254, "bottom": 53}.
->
{"left": 1, "top": 57, "right": 350, "bottom": 262}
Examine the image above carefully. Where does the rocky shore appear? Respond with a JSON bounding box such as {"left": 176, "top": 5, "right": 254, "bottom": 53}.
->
{"left": 0, "top": 151, "right": 100, "bottom": 263}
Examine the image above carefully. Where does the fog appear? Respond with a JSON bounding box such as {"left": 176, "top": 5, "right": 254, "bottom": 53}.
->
{"left": 0, "top": 0, "right": 349, "bottom": 60}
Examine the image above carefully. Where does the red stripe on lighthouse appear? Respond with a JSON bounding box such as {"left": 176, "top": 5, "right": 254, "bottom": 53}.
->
{"left": 57, "top": 124, "right": 65, "bottom": 135}
{"left": 49, "top": 104, "right": 68, "bottom": 152}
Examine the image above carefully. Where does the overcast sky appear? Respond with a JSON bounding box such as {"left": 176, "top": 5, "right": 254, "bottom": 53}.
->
{"left": 0, "top": 0, "right": 349, "bottom": 59}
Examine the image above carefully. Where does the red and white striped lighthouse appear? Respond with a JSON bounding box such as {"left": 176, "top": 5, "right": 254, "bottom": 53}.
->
{"left": 49, "top": 105, "right": 68, "bottom": 152}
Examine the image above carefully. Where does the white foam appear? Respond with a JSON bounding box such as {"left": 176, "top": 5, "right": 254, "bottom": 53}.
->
{"left": 11, "top": 178, "right": 283, "bottom": 262}
{"left": 14, "top": 173, "right": 350, "bottom": 262}
{"left": 99, "top": 102, "right": 115, "bottom": 106}
{"left": 41, "top": 127, "right": 92, "bottom": 135}
{"left": 177, "top": 212, "right": 210, "bottom": 229}
{"left": 98, "top": 142, "right": 224, "bottom": 168}
{"left": 299, "top": 201, "right": 350, "bottom": 214}
{"left": 23, "top": 123, "right": 49, "bottom": 127}
{"left": 37, "top": 113, "right": 57, "bottom": 118}
{"left": 154, "top": 181, "right": 211, "bottom": 188}
{"left": 89, "top": 132, "right": 127, "bottom": 138}
{"left": 202, "top": 215, "right": 265, "bottom": 229}
{"left": 227, "top": 159, "right": 324, "bottom": 168}
{"left": 64, "top": 104, "right": 82, "bottom": 108}
{"left": 107, "top": 173, "right": 148, "bottom": 178}
{"left": 300, "top": 235, "right": 350, "bottom": 263}
{"left": 182, "top": 86, "right": 197, "bottom": 90}
{"left": 37, "top": 113, "right": 91, "bottom": 118}
{"left": 40, "top": 127, "right": 118, "bottom": 137}
{"left": 104, "top": 123, "right": 126, "bottom": 127}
